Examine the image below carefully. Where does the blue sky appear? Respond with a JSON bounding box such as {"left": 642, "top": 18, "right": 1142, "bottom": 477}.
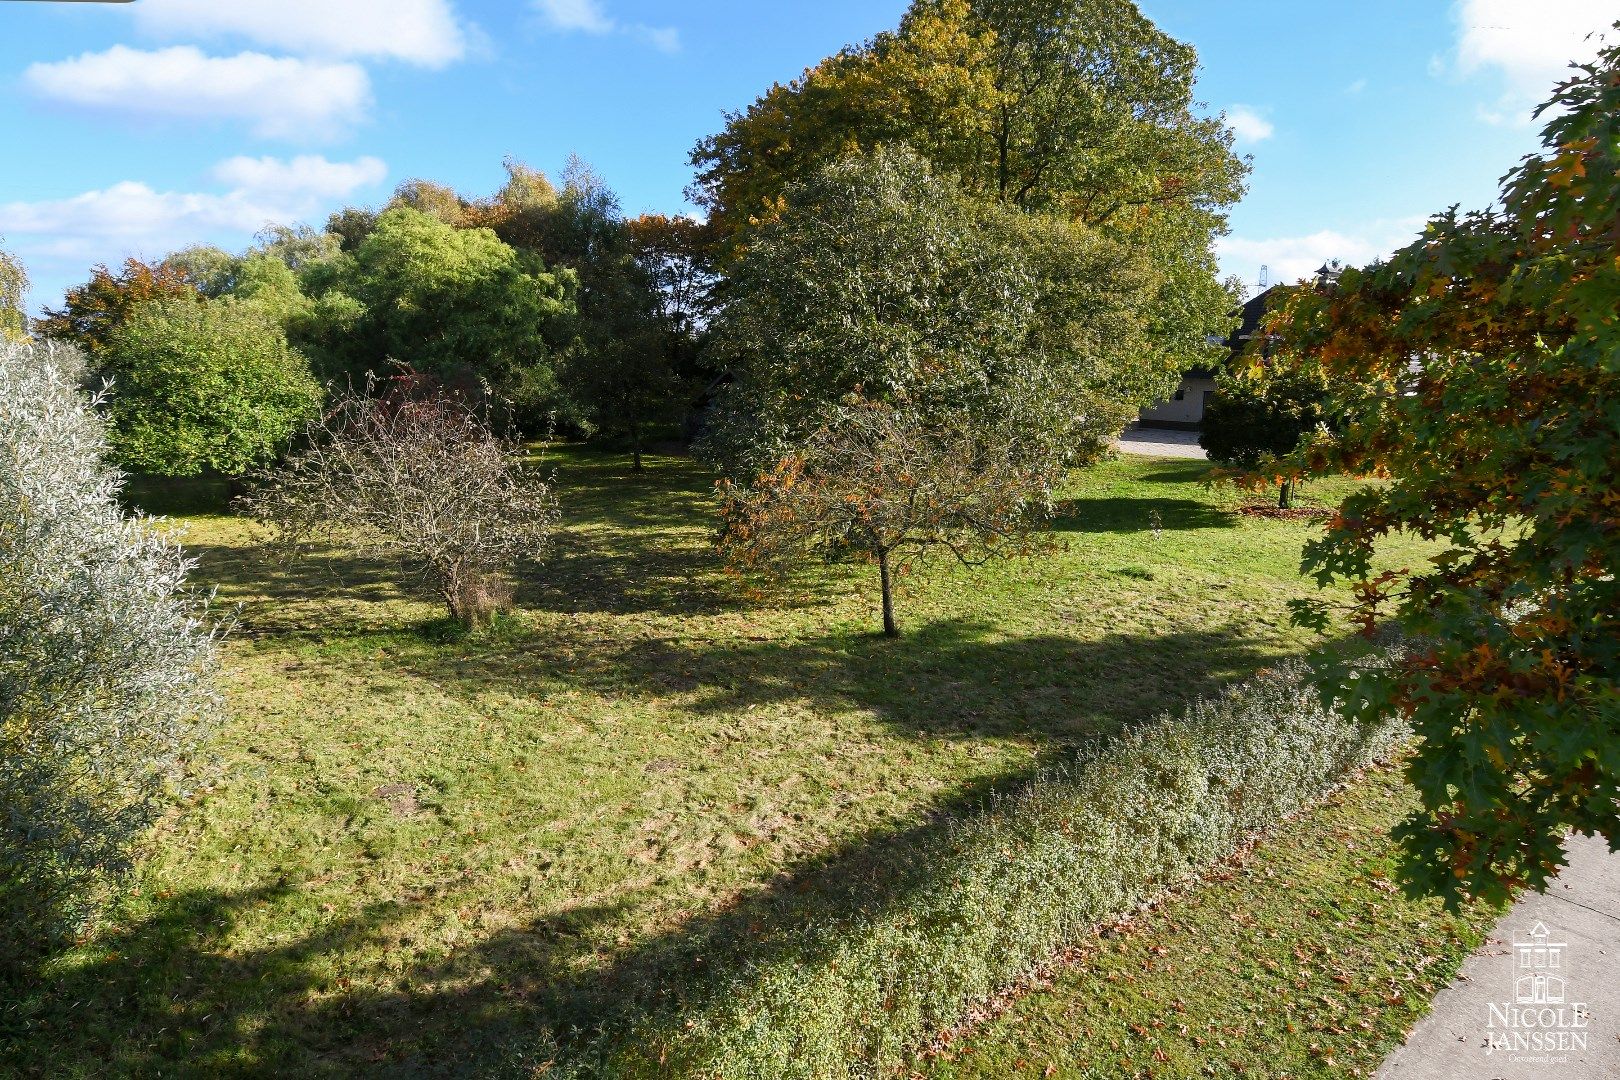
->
{"left": 0, "top": 0, "right": 1613, "bottom": 310}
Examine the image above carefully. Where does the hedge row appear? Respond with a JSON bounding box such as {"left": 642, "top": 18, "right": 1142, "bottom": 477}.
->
{"left": 547, "top": 652, "right": 1405, "bottom": 1078}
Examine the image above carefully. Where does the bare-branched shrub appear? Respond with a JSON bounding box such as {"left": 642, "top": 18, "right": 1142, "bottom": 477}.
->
{"left": 1, "top": 339, "right": 219, "bottom": 970}
{"left": 242, "top": 385, "right": 559, "bottom": 628}
{"left": 718, "top": 402, "right": 1059, "bottom": 636}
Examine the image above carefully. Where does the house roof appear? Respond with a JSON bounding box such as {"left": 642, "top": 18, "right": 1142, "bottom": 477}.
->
{"left": 1224, "top": 285, "right": 1278, "bottom": 356}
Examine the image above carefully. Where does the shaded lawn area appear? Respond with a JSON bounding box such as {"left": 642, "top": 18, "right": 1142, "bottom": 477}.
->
{"left": 919, "top": 766, "right": 1505, "bottom": 1080}
{"left": 7, "top": 449, "right": 1444, "bottom": 1077}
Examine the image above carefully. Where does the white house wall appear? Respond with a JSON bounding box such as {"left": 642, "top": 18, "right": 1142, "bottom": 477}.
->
{"left": 1139, "top": 374, "right": 1219, "bottom": 428}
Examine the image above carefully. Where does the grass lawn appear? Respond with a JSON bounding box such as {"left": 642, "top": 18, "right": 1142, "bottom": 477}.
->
{"left": 6, "top": 448, "right": 1469, "bottom": 1077}
{"left": 917, "top": 765, "right": 1504, "bottom": 1079}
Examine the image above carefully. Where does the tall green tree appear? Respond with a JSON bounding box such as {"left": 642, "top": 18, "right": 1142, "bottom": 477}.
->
{"left": 552, "top": 165, "right": 688, "bottom": 467}
{"left": 474, "top": 159, "right": 692, "bottom": 457}
{"left": 715, "top": 150, "right": 1129, "bottom": 634}
{"left": 340, "top": 207, "right": 576, "bottom": 411}
{"left": 102, "top": 298, "right": 321, "bottom": 477}
{"left": 1256, "top": 34, "right": 1620, "bottom": 906}
{"left": 690, "top": 0, "right": 1245, "bottom": 373}
{"left": 708, "top": 146, "right": 1162, "bottom": 480}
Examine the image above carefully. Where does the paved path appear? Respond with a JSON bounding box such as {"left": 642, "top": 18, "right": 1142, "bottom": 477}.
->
{"left": 1114, "top": 425, "right": 1207, "bottom": 459}
{"left": 1379, "top": 833, "right": 1620, "bottom": 1079}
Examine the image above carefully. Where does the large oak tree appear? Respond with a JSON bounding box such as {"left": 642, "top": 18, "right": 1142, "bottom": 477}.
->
{"left": 690, "top": 0, "right": 1247, "bottom": 372}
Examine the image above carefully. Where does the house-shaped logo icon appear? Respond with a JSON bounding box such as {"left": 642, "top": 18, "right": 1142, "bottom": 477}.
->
{"left": 1512, "top": 922, "right": 1567, "bottom": 1005}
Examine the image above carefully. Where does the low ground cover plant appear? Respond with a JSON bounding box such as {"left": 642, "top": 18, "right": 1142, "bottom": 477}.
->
{"left": 558, "top": 648, "right": 1408, "bottom": 1077}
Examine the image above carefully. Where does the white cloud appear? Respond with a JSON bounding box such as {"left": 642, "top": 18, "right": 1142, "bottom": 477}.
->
{"left": 130, "top": 0, "right": 468, "bottom": 68}
{"left": 533, "top": 0, "right": 680, "bottom": 52}
{"left": 211, "top": 155, "right": 390, "bottom": 201}
{"left": 1225, "top": 106, "right": 1274, "bottom": 144}
{"left": 536, "top": 0, "right": 616, "bottom": 34}
{"left": 631, "top": 25, "right": 683, "bottom": 54}
{"left": 0, "top": 156, "right": 388, "bottom": 269}
{"left": 1216, "top": 218, "right": 1428, "bottom": 289}
{"left": 25, "top": 46, "right": 371, "bottom": 141}
{"left": 1450, "top": 0, "right": 1613, "bottom": 123}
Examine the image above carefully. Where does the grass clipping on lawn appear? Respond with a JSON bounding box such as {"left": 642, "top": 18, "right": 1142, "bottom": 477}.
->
{"left": 548, "top": 651, "right": 1408, "bottom": 1078}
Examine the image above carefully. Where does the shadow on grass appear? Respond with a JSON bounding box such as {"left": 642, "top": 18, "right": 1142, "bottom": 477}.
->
{"left": 6, "top": 623, "right": 1292, "bottom": 1078}
{"left": 169, "top": 450, "right": 781, "bottom": 626}
{"left": 602, "top": 621, "right": 1270, "bottom": 742}
{"left": 121, "top": 474, "right": 235, "bottom": 517}
{"left": 1125, "top": 461, "right": 1218, "bottom": 485}
{"left": 1051, "top": 496, "right": 1236, "bottom": 535}
{"left": 9, "top": 768, "right": 1062, "bottom": 1078}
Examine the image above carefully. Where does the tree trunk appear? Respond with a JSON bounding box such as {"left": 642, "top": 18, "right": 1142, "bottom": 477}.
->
{"left": 878, "top": 549, "right": 899, "bottom": 638}
{"left": 630, "top": 421, "right": 644, "bottom": 472}
{"left": 1279, "top": 479, "right": 1296, "bottom": 510}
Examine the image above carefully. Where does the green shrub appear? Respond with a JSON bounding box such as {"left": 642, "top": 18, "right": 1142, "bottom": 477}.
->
{"left": 559, "top": 652, "right": 1405, "bottom": 1077}
{"left": 102, "top": 296, "right": 321, "bottom": 477}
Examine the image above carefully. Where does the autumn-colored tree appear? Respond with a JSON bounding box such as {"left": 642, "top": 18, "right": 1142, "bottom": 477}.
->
{"left": 386, "top": 178, "right": 470, "bottom": 227}
{"left": 36, "top": 259, "right": 200, "bottom": 359}
{"left": 690, "top": 0, "right": 1245, "bottom": 372}
{"left": 692, "top": 0, "right": 1241, "bottom": 236}
{"left": 467, "top": 158, "right": 566, "bottom": 261}
{"left": 720, "top": 402, "right": 1056, "bottom": 637}
{"left": 627, "top": 212, "right": 718, "bottom": 344}
{"left": 1254, "top": 34, "right": 1620, "bottom": 906}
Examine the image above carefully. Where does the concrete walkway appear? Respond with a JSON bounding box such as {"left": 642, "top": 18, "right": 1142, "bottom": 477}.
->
{"left": 1379, "top": 832, "right": 1620, "bottom": 1079}
{"left": 1114, "top": 424, "right": 1207, "bottom": 459}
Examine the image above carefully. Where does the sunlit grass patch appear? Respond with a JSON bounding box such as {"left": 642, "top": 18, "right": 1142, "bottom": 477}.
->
{"left": 5, "top": 447, "right": 1449, "bottom": 1077}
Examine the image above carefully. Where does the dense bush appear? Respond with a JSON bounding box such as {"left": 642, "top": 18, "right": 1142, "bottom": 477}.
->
{"left": 102, "top": 297, "right": 322, "bottom": 477}
{"left": 1200, "top": 365, "right": 1332, "bottom": 508}
{"left": 0, "top": 340, "right": 219, "bottom": 972}
{"left": 560, "top": 651, "right": 1405, "bottom": 1077}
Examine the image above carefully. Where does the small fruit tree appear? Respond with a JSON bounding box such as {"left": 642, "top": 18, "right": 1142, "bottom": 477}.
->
{"left": 719, "top": 403, "right": 1056, "bottom": 637}
{"left": 243, "top": 382, "right": 559, "bottom": 628}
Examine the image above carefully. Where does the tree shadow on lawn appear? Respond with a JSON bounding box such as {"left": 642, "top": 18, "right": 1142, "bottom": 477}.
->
{"left": 395, "top": 618, "right": 1284, "bottom": 746}
{"left": 1051, "top": 495, "right": 1236, "bottom": 535}
{"left": 7, "top": 757, "right": 1104, "bottom": 1077}
{"left": 1124, "top": 460, "right": 1218, "bottom": 485}
{"left": 6, "top": 880, "right": 640, "bottom": 1078}
{"left": 180, "top": 538, "right": 425, "bottom": 633}
{"left": 11, "top": 625, "right": 1303, "bottom": 1078}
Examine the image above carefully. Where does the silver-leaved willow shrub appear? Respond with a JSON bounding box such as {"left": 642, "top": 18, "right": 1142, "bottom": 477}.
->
{"left": 0, "top": 339, "right": 220, "bottom": 967}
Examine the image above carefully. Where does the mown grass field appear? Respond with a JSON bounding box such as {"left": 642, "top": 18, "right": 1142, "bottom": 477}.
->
{"left": 6, "top": 448, "right": 1486, "bottom": 1077}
